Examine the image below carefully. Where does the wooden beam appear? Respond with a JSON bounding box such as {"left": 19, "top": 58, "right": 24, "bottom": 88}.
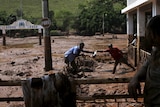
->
{"left": 0, "top": 94, "right": 144, "bottom": 102}
{"left": 0, "top": 78, "right": 144, "bottom": 86}
{"left": 0, "top": 80, "right": 23, "bottom": 86}
{"left": 76, "top": 94, "right": 144, "bottom": 101}
{"left": 74, "top": 78, "right": 132, "bottom": 84}
{"left": 0, "top": 97, "right": 24, "bottom": 102}
{"left": 0, "top": 78, "right": 131, "bottom": 86}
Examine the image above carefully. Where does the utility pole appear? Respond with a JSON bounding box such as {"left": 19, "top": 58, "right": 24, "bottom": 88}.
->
{"left": 42, "top": 0, "right": 53, "bottom": 71}
{"left": 102, "top": 13, "right": 107, "bottom": 36}
{"left": 102, "top": 13, "right": 105, "bottom": 36}
{"left": 20, "top": 0, "right": 23, "bottom": 19}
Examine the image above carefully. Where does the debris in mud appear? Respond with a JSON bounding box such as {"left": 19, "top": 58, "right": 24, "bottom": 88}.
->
{"left": 75, "top": 55, "right": 97, "bottom": 72}
{"left": 63, "top": 55, "right": 98, "bottom": 78}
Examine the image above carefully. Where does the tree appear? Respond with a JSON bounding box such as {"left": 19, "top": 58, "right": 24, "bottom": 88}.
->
{"left": 15, "top": 9, "right": 24, "bottom": 19}
{"left": 7, "top": 14, "right": 17, "bottom": 24}
{"left": 0, "top": 11, "right": 8, "bottom": 25}
{"left": 56, "top": 10, "right": 73, "bottom": 32}
{"left": 73, "top": 0, "right": 126, "bottom": 35}
{"left": 49, "top": 10, "right": 57, "bottom": 30}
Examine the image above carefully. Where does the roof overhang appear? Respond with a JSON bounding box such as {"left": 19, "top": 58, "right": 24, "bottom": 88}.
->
{"left": 0, "top": 19, "right": 43, "bottom": 34}
{"left": 0, "top": 19, "right": 43, "bottom": 30}
{"left": 121, "top": 0, "right": 149, "bottom": 13}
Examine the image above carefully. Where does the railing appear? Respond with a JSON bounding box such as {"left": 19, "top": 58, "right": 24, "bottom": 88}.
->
{"left": 0, "top": 78, "right": 144, "bottom": 103}
{"left": 139, "top": 49, "right": 151, "bottom": 65}
{"left": 128, "top": 45, "right": 137, "bottom": 67}
{"left": 0, "top": 78, "right": 145, "bottom": 107}
{"left": 128, "top": 45, "right": 151, "bottom": 68}
{"left": 75, "top": 78, "right": 144, "bottom": 101}
{"left": 0, "top": 80, "right": 23, "bottom": 102}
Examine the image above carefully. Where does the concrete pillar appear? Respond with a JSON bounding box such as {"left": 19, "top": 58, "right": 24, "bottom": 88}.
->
{"left": 126, "top": 13, "right": 134, "bottom": 47}
{"left": 137, "top": 7, "right": 145, "bottom": 64}
{"left": 152, "top": 0, "right": 160, "bottom": 16}
{"left": 127, "top": 13, "right": 134, "bottom": 35}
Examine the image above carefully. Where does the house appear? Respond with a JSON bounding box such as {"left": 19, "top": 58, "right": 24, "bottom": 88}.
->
{"left": 121, "top": 0, "right": 160, "bottom": 68}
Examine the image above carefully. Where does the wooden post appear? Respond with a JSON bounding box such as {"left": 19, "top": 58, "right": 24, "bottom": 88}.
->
{"left": 2, "top": 34, "right": 6, "bottom": 46}
{"left": 38, "top": 33, "right": 42, "bottom": 45}
{"left": 42, "top": 0, "right": 53, "bottom": 71}
{"left": 38, "top": 29, "right": 42, "bottom": 45}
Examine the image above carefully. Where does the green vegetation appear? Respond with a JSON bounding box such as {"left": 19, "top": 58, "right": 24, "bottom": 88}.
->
{"left": 0, "top": 0, "right": 92, "bottom": 18}
{"left": 0, "top": 0, "right": 41, "bottom": 18}
{"left": 74, "top": 0, "right": 126, "bottom": 35}
{"left": 0, "top": 0, "right": 126, "bottom": 36}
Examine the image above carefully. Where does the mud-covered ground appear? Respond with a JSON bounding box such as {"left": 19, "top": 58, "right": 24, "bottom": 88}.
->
{"left": 0, "top": 34, "right": 143, "bottom": 107}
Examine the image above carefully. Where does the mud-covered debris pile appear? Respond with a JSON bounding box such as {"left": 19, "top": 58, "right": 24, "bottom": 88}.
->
{"left": 75, "top": 55, "right": 98, "bottom": 72}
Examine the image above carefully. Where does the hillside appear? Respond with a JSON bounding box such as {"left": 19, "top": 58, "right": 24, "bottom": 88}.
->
{"left": 0, "top": 0, "right": 92, "bottom": 18}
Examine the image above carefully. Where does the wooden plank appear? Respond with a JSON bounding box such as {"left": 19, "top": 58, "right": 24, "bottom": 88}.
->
{"left": 0, "top": 78, "right": 144, "bottom": 86}
{"left": 76, "top": 94, "right": 144, "bottom": 101}
{"left": 0, "top": 80, "right": 23, "bottom": 86}
{"left": 0, "top": 97, "right": 24, "bottom": 102}
{"left": 0, "top": 94, "right": 143, "bottom": 102}
{"left": 0, "top": 78, "right": 131, "bottom": 86}
{"left": 74, "top": 78, "right": 132, "bottom": 84}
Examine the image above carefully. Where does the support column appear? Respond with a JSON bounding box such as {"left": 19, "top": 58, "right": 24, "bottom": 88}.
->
{"left": 2, "top": 34, "right": 6, "bottom": 46}
{"left": 152, "top": 0, "right": 160, "bottom": 16}
{"left": 127, "top": 13, "right": 134, "bottom": 36}
{"left": 127, "top": 13, "right": 134, "bottom": 45}
{"left": 38, "top": 29, "right": 42, "bottom": 45}
{"left": 137, "top": 8, "right": 145, "bottom": 65}
{"left": 2, "top": 29, "right": 6, "bottom": 46}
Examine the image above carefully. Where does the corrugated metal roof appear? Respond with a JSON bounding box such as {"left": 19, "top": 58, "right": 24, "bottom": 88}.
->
{"left": 121, "top": 0, "right": 149, "bottom": 13}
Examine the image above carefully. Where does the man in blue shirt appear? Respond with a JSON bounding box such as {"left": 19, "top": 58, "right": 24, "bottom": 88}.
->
{"left": 64, "top": 42, "right": 93, "bottom": 74}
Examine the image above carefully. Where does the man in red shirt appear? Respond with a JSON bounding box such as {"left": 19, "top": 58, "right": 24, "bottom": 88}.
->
{"left": 98, "top": 44, "right": 135, "bottom": 74}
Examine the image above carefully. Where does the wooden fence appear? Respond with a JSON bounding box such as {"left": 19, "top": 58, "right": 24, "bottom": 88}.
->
{"left": 0, "top": 78, "right": 144, "bottom": 103}
{"left": 139, "top": 49, "right": 151, "bottom": 65}
{"left": 75, "top": 77, "right": 144, "bottom": 105}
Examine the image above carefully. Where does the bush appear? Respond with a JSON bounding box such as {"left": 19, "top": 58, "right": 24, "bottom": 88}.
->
{"left": 50, "top": 30, "right": 63, "bottom": 36}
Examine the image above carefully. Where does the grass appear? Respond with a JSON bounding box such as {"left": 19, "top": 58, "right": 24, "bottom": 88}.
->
{"left": 0, "top": 0, "right": 92, "bottom": 18}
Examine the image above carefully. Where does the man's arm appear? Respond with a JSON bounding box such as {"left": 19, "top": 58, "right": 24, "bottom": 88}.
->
{"left": 81, "top": 50, "right": 94, "bottom": 54}
{"left": 97, "top": 50, "right": 109, "bottom": 52}
{"left": 128, "top": 60, "right": 148, "bottom": 100}
{"left": 132, "top": 61, "right": 148, "bottom": 80}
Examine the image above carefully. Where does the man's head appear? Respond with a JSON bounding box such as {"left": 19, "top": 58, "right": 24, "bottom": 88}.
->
{"left": 79, "top": 42, "right": 85, "bottom": 49}
{"left": 146, "top": 15, "right": 160, "bottom": 47}
{"left": 108, "top": 44, "right": 113, "bottom": 48}
{"left": 134, "top": 33, "right": 137, "bottom": 38}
